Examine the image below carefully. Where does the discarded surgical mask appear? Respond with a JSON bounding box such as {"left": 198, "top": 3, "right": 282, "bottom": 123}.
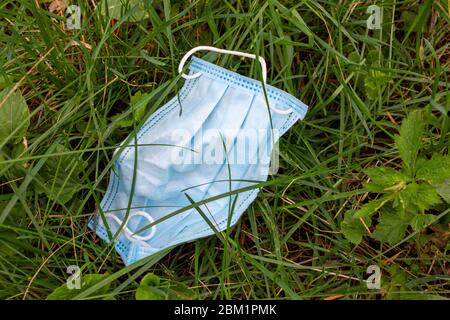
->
{"left": 89, "top": 46, "right": 308, "bottom": 265}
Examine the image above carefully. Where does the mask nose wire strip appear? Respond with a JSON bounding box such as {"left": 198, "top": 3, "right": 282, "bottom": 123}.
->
{"left": 177, "top": 45, "right": 293, "bottom": 115}
{"left": 105, "top": 211, "right": 156, "bottom": 242}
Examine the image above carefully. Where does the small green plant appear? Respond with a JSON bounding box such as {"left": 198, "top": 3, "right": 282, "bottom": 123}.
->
{"left": 341, "top": 110, "right": 450, "bottom": 245}
{"left": 135, "top": 273, "right": 196, "bottom": 300}
{"left": 111, "top": 90, "right": 149, "bottom": 128}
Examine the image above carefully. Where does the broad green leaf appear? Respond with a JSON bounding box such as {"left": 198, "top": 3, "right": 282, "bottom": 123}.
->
{"left": 373, "top": 206, "right": 414, "bottom": 245}
{"left": 394, "top": 110, "right": 424, "bottom": 176}
{"left": 111, "top": 114, "right": 133, "bottom": 128}
{"left": 353, "top": 195, "right": 392, "bottom": 219}
{"left": 364, "top": 167, "right": 409, "bottom": 193}
{"left": 434, "top": 179, "right": 450, "bottom": 203}
{"left": 11, "top": 142, "right": 29, "bottom": 173}
{"left": 47, "top": 274, "right": 110, "bottom": 300}
{"left": 35, "top": 144, "right": 88, "bottom": 204}
{"left": 399, "top": 182, "right": 441, "bottom": 213}
{"left": 99, "top": 0, "right": 150, "bottom": 22}
{"left": 0, "top": 87, "right": 30, "bottom": 144}
{"left": 130, "top": 91, "right": 147, "bottom": 121}
{"left": 111, "top": 91, "right": 148, "bottom": 128}
{"left": 415, "top": 155, "right": 450, "bottom": 184}
{"left": 340, "top": 210, "right": 371, "bottom": 244}
{"left": 135, "top": 273, "right": 196, "bottom": 300}
{"left": 2, "top": 142, "right": 30, "bottom": 179}
{"left": 410, "top": 213, "right": 436, "bottom": 232}
{"left": 11, "top": 142, "right": 28, "bottom": 160}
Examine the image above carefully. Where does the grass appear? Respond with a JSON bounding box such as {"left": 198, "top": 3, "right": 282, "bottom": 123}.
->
{"left": 0, "top": 0, "right": 449, "bottom": 300}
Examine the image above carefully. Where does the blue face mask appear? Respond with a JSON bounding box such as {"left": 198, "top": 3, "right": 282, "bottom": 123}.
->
{"left": 89, "top": 46, "right": 308, "bottom": 265}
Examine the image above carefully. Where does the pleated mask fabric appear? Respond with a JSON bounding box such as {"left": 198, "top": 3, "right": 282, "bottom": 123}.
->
{"left": 89, "top": 47, "right": 308, "bottom": 265}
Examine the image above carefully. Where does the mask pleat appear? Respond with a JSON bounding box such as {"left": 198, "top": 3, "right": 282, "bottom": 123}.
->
{"left": 174, "top": 95, "right": 294, "bottom": 236}
{"left": 103, "top": 76, "right": 229, "bottom": 247}
{"left": 147, "top": 84, "right": 257, "bottom": 246}
{"left": 119, "top": 75, "right": 228, "bottom": 201}
{"left": 171, "top": 95, "right": 265, "bottom": 232}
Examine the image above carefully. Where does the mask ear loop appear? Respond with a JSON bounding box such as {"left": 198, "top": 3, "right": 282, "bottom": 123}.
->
{"left": 178, "top": 46, "right": 293, "bottom": 115}
{"left": 105, "top": 211, "right": 156, "bottom": 243}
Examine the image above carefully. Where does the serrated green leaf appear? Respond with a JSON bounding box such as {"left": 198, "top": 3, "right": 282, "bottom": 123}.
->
{"left": 363, "top": 50, "right": 391, "bottom": 100}
{"left": 394, "top": 110, "right": 424, "bottom": 177}
{"left": 340, "top": 210, "right": 371, "bottom": 244}
{"left": 47, "top": 274, "right": 110, "bottom": 300}
{"left": 410, "top": 213, "right": 436, "bottom": 232}
{"left": 135, "top": 273, "right": 196, "bottom": 300}
{"left": 373, "top": 206, "right": 414, "bottom": 245}
{"left": 364, "top": 70, "right": 390, "bottom": 101}
{"left": 416, "top": 155, "right": 450, "bottom": 184}
{"left": 399, "top": 182, "right": 441, "bottom": 213}
{"left": 433, "top": 179, "right": 450, "bottom": 203}
{"left": 364, "top": 167, "right": 409, "bottom": 193}
{"left": 0, "top": 87, "right": 30, "bottom": 144}
{"left": 353, "top": 195, "right": 392, "bottom": 219}
{"left": 366, "top": 49, "right": 381, "bottom": 67}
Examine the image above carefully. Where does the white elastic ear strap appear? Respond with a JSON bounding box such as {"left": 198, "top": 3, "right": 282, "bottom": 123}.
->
{"left": 178, "top": 46, "right": 293, "bottom": 115}
{"left": 178, "top": 45, "right": 268, "bottom": 84}
{"left": 105, "top": 211, "right": 156, "bottom": 243}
